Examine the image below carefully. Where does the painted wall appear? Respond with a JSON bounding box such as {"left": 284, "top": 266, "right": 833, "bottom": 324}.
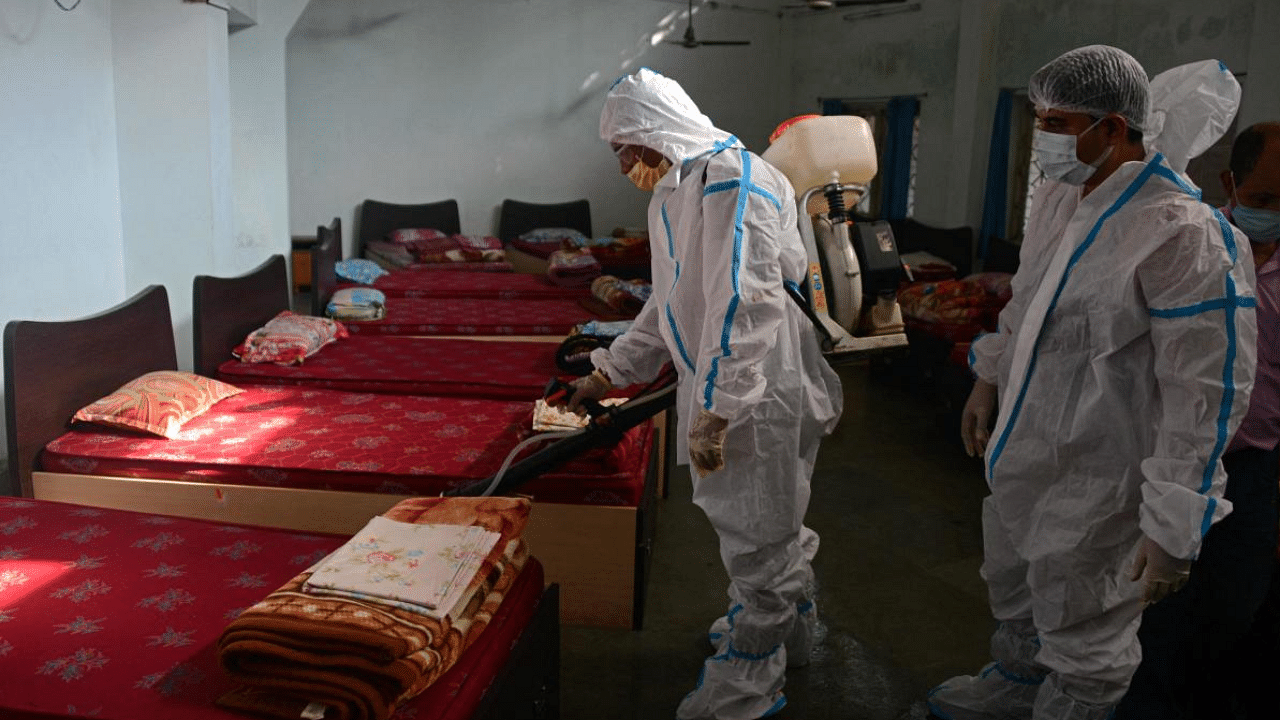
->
{"left": 0, "top": 0, "right": 125, "bottom": 477}
{"left": 0, "top": 0, "right": 308, "bottom": 481}
{"left": 0, "top": 1, "right": 126, "bottom": 320}
{"left": 112, "top": 0, "right": 232, "bottom": 370}
{"left": 286, "top": 0, "right": 787, "bottom": 254}
{"left": 787, "top": 0, "right": 1268, "bottom": 237}
{"left": 227, "top": 0, "right": 311, "bottom": 277}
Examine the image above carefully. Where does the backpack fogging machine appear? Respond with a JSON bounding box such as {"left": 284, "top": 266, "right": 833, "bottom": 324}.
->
{"left": 762, "top": 114, "right": 910, "bottom": 364}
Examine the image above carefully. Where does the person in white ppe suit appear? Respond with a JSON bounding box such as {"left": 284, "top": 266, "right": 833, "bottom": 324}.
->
{"left": 929, "top": 46, "right": 1257, "bottom": 720}
{"left": 570, "top": 68, "right": 842, "bottom": 720}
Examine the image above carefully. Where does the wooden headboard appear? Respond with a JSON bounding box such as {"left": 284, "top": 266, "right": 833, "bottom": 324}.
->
{"left": 357, "top": 198, "right": 461, "bottom": 257}
{"left": 3, "top": 285, "right": 177, "bottom": 498}
{"left": 192, "top": 255, "right": 290, "bottom": 378}
{"left": 309, "top": 217, "right": 342, "bottom": 318}
{"left": 497, "top": 199, "right": 593, "bottom": 244}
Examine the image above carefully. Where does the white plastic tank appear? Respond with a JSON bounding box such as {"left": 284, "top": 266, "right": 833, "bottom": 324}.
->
{"left": 762, "top": 115, "right": 878, "bottom": 195}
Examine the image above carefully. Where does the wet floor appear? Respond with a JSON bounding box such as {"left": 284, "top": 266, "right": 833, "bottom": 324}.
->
{"left": 559, "top": 360, "right": 996, "bottom": 719}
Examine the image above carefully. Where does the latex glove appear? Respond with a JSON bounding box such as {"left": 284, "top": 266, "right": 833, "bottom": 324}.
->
{"left": 567, "top": 369, "right": 612, "bottom": 412}
{"left": 1129, "top": 535, "right": 1192, "bottom": 604}
{"left": 688, "top": 409, "right": 729, "bottom": 478}
{"left": 961, "top": 379, "right": 998, "bottom": 458}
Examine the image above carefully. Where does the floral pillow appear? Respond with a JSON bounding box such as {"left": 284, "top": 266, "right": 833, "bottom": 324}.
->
{"left": 335, "top": 258, "right": 389, "bottom": 285}
{"left": 234, "top": 311, "right": 349, "bottom": 365}
{"left": 72, "top": 370, "right": 243, "bottom": 439}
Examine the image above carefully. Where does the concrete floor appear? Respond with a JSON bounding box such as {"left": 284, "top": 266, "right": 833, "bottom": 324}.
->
{"left": 558, "top": 360, "right": 997, "bottom": 720}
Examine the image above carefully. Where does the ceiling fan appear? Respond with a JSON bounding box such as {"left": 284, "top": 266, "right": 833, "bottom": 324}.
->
{"left": 783, "top": 0, "right": 909, "bottom": 10}
{"left": 668, "top": 0, "right": 751, "bottom": 48}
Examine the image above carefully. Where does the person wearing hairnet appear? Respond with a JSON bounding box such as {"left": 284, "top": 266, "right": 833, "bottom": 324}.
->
{"left": 931, "top": 46, "right": 1257, "bottom": 720}
{"left": 1116, "top": 121, "right": 1280, "bottom": 720}
{"left": 571, "top": 67, "right": 842, "bottom": 720}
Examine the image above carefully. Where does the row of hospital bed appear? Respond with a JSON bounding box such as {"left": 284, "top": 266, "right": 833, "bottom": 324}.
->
{"left": 1, "top": 199, "right": 660, "bottom": 719}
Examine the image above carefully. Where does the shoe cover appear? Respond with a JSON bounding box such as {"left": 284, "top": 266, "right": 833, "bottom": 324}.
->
{"left": 927, "top": 663, "right": 1044, "bottom": 720}
{"left": 928, "top": 619, "right": 1046, "bottom": 720}
{"left": 1032, "top": 674, "right": 1116, "bottom": 720}
{"left": 784, "top": 597, "right": 820, "bottom": 668}
{"left": 676, "top": 651, "right": 788, "bottom": 720}
{"left": 709, "top": 597, "right": 820, "bottom": 668}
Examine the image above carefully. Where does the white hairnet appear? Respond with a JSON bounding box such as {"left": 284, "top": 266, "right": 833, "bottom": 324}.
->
{"left": 1144, "top": 59, "right": 1241, "bottom": 175}
{"left": 1028, "top": 45, "right": 1150, "bottom": 134}
{"left": 599, "top": 68, "right": 737, "bottom": 165}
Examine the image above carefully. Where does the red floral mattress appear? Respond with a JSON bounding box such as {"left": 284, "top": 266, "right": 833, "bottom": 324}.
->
{"left": 0, "top": 496, "right": 544, "bottom": 720}
{"left": 345, "top": 297, "right": 596, "bottom": 336}
{"left": 359, "top": 270, "right": 591, "bottom": 300}
{"left": 43, "top": 387, "right": 653, "bottom": 506}
{"left": 216, "top": 336, "right": 560, "bottom": 400}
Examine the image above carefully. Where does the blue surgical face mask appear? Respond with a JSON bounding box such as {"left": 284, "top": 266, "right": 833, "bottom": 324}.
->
{"left": 1231, "top": 199, "right": 1280, "bottom": 243}
{"left": 1033, "top": 117, "right": 1113, "bottom": 186}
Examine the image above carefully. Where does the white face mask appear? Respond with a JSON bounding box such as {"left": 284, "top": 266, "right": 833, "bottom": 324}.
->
{"left": 627, "top": 158, "right": 672, "bottom": 191}
{"left": 1033, "top": 118, "right": 1113, "bottom": 186}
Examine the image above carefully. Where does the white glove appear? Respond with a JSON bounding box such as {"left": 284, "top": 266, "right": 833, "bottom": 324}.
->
{"left": 1129, "top": 535, "right": 1192, "bottom": 604}
{"left": 961, "top": 379, "right": 998, "bottom": 458}
{"left": 688, "top": 409, "right": 729, "bottom": 478}
{"left": 567, "top": 369, "right": 612, "bottom": 412}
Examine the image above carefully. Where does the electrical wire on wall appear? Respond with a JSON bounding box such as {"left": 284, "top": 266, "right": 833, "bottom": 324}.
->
{"left": 54, "top": 0, "right": 82, "bottom": 11}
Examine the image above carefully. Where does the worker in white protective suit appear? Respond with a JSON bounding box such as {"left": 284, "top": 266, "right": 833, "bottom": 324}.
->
{"left": 929, "top": 46, "right": 1257, "bottom": 720}
{"left": 570, "top": 68, "right": 843, "bottom": 720}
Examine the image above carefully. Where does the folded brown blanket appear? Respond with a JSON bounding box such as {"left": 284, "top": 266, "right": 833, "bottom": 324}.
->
{"left": 590, "top": 275, "right": 652, "bottom": 316}
{"left": 547, "top": 248, "right": 602, "bottom": 287}
{"left": 217, "top": 496, "right": 531, "bottom": 720}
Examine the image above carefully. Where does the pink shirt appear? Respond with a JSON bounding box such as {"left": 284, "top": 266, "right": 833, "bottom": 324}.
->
{"left": 1225, "top": 206, "right": 1280, "bottom": 452}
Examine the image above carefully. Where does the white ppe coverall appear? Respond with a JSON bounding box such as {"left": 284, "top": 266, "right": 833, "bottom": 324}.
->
{"left": 593, "top": 69, "right": 842, "bottom": 720}
{"left": 933, "top": 152, "right": 1257, "bottom": 720}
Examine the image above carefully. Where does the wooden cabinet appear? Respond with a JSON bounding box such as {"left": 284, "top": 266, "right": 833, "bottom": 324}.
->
{"left": 290, "top": 235, "right": 317, "bottom": 294}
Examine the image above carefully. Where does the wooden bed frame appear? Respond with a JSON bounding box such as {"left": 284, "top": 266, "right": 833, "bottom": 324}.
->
{"left": 7, "top": 283, "right": 658, "bottom": 629}
{"left": 358, "top": 198, "right": 461, "bottom": 260}
{"left": 3, "top": 285, "right": 178, "bottom": 499}
{"left": 496, "top": 198, "right": 593, "bottom": 244}
{"left": 310, "top": 216, "right": 342, "bottom": 317}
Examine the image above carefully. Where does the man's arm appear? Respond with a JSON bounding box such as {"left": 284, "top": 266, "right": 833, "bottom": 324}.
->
{"left": 693, "top": 152, "right": 789, "bottom": 422}
{"left": 1137, "top": 219, "right": 1257, "bottom": 561}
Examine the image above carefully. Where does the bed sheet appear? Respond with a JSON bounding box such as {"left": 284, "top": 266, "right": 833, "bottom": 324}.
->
{"left": 43, "top": 387, "right": 653, "bottom": 506}
{"left": 358, "top": 269, "right": 591, "bottom": 300}
{"left": 344, "top": 297, "right": 596, "bottom": 336}
{"left": 0, "top": 496, "right": 544, "bottom": 720}
{"left": 216, "top": 336, "right": 559, "bottom": 400}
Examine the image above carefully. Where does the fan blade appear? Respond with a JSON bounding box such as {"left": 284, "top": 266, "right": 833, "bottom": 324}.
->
{"left": 697, "top": 39, "right": 751, "bottom": 45}
{"left": 834, "top": 0, "right": 908, "bottom": 5}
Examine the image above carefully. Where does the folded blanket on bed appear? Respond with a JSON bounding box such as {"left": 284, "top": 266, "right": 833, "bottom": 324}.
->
{"left": 235, "top": 311, "right": 349, "bottom": 365}
{"left": 587, "top": 234, "right": 650, "bottom": 265}
{"left": 510, "top": 226, "right": 590, "bottom": 259}
{"left": 327, "top": 287, "right": 387, "bottom": 321}
{"left": 896, "top": 272, "right": 1012, "bottom": 328}
{"left": 364, "top": 240, "right": 417, "bottom": 270}
{"left": 403, "top": 260, "right": 515, "bottom": 272}
{"left": 546, "top": 248, "right": 601, "bottom": 287}
{"left": 302, "top": 518, "right": 500, "bottom": 617}
{"left": 336, "top": 258, "right": 391, "bottom": 285}
{"left": 391, "top": 231, "right": 507, "bottom": 265}
{"left": 590, "top": 275, "right": 652, "bottom": 316}
{"left": 217, "top": 496, "right": 531, "bottom": 720}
